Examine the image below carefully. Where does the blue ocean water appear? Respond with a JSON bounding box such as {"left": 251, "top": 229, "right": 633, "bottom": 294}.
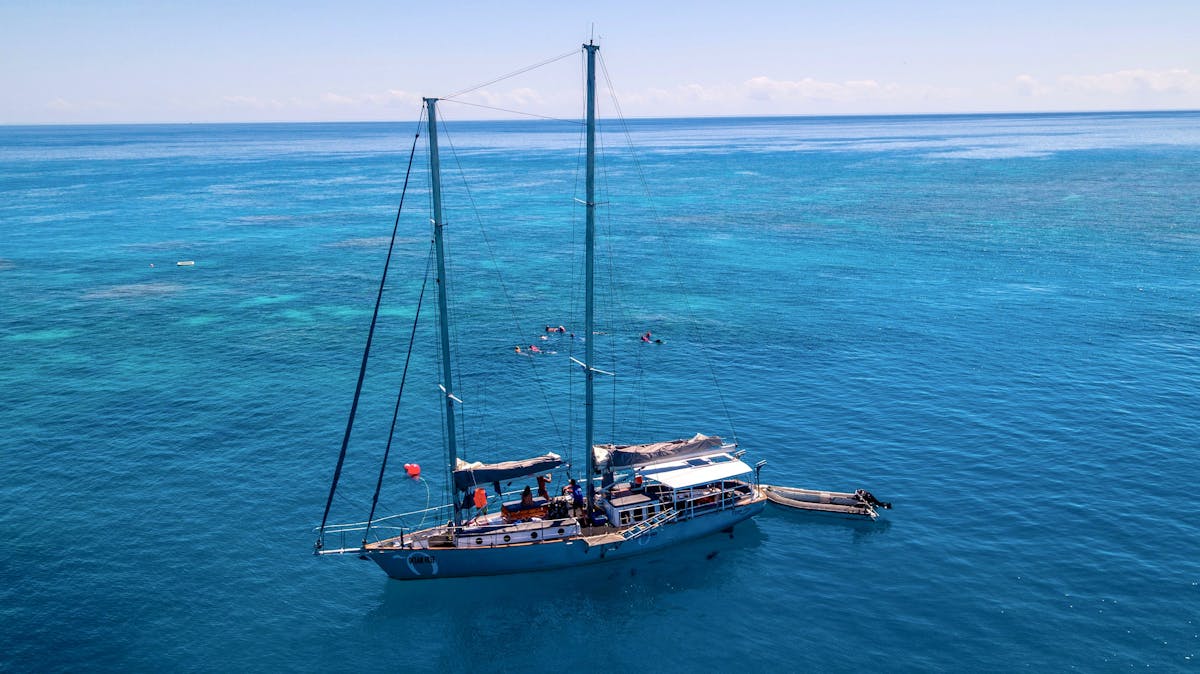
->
{"left": 1, "top": 111, "right": 1198, "bottom": 671}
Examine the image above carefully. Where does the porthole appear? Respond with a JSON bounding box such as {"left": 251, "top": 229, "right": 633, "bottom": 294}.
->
{"left": 475, "top": 537, "right": 483, "bottom": 545}
{"left": 531, "top": 532, "right": 538, "bottom": 539}
{"left": 503, "top": 534, "right": 511, "bottom": 542}
{"left": 557, "top": 528, "right": 565, "bottom": 535}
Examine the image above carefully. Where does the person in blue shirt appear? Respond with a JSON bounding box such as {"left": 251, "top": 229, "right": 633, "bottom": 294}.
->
{"left": 568, "top": 479, "right": 584, "bottom": 516}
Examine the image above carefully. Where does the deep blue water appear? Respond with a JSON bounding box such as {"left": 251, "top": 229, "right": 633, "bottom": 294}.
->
{"left": 2, "top": 111, "right": 1199, "bottom": 671}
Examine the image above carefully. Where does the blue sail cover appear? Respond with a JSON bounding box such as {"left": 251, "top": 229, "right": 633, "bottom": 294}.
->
{"left": 453, "top": 453, "right": 563, "bottom": 492}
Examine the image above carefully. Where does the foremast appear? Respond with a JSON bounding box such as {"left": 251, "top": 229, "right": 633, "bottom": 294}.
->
{"left": 425, "top": 97, "right": 462, "bottom": 527}
{"left": 583, "top": 42, "right": 599, "bottom": 512}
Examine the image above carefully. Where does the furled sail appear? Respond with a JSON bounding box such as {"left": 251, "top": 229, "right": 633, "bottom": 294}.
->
{"left": 593, "top": 433, "right": 724, "bottom": 468}
{"left": 453, "top": 453, "right": 563, "bottom": 492}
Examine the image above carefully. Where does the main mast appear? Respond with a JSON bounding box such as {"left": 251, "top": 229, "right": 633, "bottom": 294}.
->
{"left": 583, "top": 42, "right": 599, "bottom": 512}
{"left": 425, "top": 97, "right": 461, "bottom": 527}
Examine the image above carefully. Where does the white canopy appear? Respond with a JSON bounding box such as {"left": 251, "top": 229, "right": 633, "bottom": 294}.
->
{"left": 644, "top": 454, "right": 753, "bottom": 490}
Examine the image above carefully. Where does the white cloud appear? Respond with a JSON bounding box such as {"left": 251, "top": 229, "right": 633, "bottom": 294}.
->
{"left": 608, "top": 68, "right": 1200, "bottom": 116}
{"left": 210, "top": 89, "right": 426, "bottom": 119}
{"left": 616, "top": 76, "right": 965, "bottom": 115}
{"left": 1014, "top": 74, "right": 1051, "bottom": 97}
{"left": 1059, "top": 68, "right": 1200, "bottom": 96}
{"left": 619, "top": 77, "right": 889, "bottom": 111}
{"left": 744, "top": 76, "right": 894, "bottom": 103}
{"left": 620, "top": 83, "right": 734, "bottom": 110}
{"left": 221, "top": 95, "right": 285, "bottom": 110}
{"left": 319, "top": 92, "right": 356, "bottom": 105}
{"left": 361, "top": 89, "right": 421, "bottom": 107}
{"left": 1000, "top": 68, "right": 1200, "bottom": 110}
{"left": 32, "top": 67, "right": 1198, "bottom": 124}
{"left": 39, "top": 96, "right": 120, "bottom": 120}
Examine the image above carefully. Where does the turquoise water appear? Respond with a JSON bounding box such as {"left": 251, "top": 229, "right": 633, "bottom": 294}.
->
{"left": 1, "top": 112, "right": 1198, "bottom": 670}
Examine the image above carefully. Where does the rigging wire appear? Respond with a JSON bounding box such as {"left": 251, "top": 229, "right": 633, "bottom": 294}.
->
{"left": 316, "top": 112, "right": 426, "bottom": 551}
{"left": 441, "top": 48, "right": 579, "bottom": 101}
{"left": 594, "top": 109, "right": 630, "bottom": 438}
{"left": 439, "top": 99, "right": 582, "bottom": 125}
{"left": 597, "top": 127, "right": 637, "bottom": 441}
{"left": 437, "top": 109, "right": 567, "bottom": 451}
{"left": 362, "top": 244, "right": 435, "bottom": 546}
{"left": 597, "top": 52, "right": 740, "bottom": 446}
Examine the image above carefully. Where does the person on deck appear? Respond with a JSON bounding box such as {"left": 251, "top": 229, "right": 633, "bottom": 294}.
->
{"left": 569, "top": 479, "right": 584, "bottom": 516}
{"left": 536, "top": 474, "right": 551, "bottom": 500}
{"left": 521, "top": 485, "right": 535, "bottom": 508}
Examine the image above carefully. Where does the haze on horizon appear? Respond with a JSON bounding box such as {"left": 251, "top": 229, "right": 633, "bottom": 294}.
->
{"left": 2, "top": 1, "right": 1197, "bottom": 125}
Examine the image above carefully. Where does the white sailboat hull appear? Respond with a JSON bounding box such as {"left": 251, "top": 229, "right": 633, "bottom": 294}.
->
{"left": 365, "top": 500, "right": 765, "bottom": 580}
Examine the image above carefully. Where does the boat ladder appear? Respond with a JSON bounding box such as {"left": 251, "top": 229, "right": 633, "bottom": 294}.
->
{"left": 621, "top": 508, "right": 678, "bottom": 541}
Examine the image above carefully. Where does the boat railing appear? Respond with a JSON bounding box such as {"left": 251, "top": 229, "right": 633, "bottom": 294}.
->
{"left": 319, "top": 485, "right": 570, "bottom": 538}
{"left": 668, "top": 480, "right": 755, "bottom": 519}
{"left": 620, "top": 508, "right": 679, "bottom": 540}
{"left": 319, "top": 502, "right": 456, "bottom": 538}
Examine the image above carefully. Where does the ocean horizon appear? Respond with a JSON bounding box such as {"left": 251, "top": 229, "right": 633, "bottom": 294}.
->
{"left": 4, "top": 106, "right": 1200, "bottom": 128}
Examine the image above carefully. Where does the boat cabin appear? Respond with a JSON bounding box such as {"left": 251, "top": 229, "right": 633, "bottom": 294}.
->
{"left": 454, "top": 518, "right": 581, "bottom": 548}
{"left": 601, "top": 452, "right": 755, "bottom": 526}
{"left": 607, "top": 491, "right": 660, "bottom": 526}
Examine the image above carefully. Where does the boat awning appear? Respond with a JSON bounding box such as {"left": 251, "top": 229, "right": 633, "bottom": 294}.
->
{"left": 452, "top": 453, "right": 562, "bottom": 492}
{"left": 643, "top": 453, "right": 754, "bottom": 490}
{"left": 594, "top": 433, "right": 724, "bottom": 468}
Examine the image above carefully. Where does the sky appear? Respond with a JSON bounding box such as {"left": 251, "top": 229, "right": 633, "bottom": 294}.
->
{"left": 1, "top": 0, "right": 1198, "bottom": 124}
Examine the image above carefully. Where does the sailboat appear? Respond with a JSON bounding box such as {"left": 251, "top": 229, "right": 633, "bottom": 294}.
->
{"left": 314, "top": 42, "right": 767, "bottom": 580}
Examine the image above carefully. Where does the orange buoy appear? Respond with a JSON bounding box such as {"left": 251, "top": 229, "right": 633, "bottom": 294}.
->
{"left": 404, "top": 463, "right": 421, "bottom": 478}
{"left": 473, "top": 488, "right": 487, "bottom": 509}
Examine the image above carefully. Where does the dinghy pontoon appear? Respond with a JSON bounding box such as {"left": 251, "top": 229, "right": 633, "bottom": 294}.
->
{"left": 762, "top": 485, "right": 892, "bottom": 519}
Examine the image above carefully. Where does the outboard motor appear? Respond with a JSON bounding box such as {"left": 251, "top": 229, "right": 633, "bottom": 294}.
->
{"left": 855, "top": 489, "right": 892, "bottom": 509}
